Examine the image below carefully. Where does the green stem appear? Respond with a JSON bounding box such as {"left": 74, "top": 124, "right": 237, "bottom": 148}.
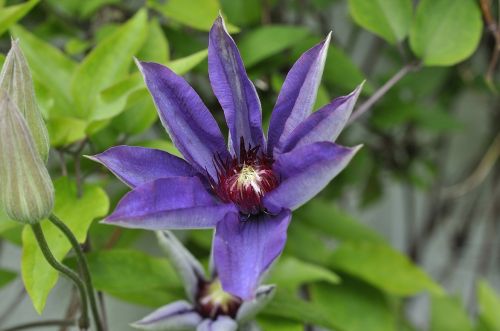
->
{"left": 30, "top": 223, "right": 89, "bottom": 330}
{"left": 48, "top": 214, "right": 103, "bottom": 331}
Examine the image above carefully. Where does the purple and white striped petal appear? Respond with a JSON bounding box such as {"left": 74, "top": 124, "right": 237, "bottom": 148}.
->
{"left": 197, "top": 316, "right": 238, "bottom": 331}
{"left": 263, "top": 142, "right": 362, "bottom": 213}
{"left": 156, "top": 231, "right": 206, "bottom": 302}
{"left": 267, "top": 34, "right": 331, "bottom": 155}
{"left": 209, "top": 16, "right": 264, "bottom": 156}
{"left": 280, "top": 83, "right": 363, "bottom": 153}
{"left": 88, "top": 145, "right": 198, "bottom": 188}
{"left": 136, "top": 60, "right": 229, "bottom": 179}
{"left": 104, "top": 177, "right": 237, "bottom": 230}
{"left": 131, "top": 300, "right": 201, "bottom": 331}
{"left": 214, "top": 210, "right": 291, "bottom": 300}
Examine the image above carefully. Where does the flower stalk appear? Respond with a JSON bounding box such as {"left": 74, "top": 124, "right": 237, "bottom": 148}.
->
{"left": 48, "top": 214, "right": 104, "bottom": 331}
{"left": 30, "top": 223, "right": 89, "bottom": 330}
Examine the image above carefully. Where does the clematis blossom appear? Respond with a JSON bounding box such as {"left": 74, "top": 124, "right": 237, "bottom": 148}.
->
{"left": 132, "top": 231, "right": 275, "bottom": 331}
{"left": 90, "top": 16, "right": 362, "bottom": 300}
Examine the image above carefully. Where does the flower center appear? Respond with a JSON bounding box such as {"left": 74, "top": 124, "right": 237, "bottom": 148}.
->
{"left": 212, "top": 140, "right": 278, "bottom": 215}
{"left": 196, "top": 280, "right": 241, "bottom": 319}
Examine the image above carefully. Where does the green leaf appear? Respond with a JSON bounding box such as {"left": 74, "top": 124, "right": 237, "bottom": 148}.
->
{"left": 111, "top": 89, "right": 157, "bottom": 135}
{"left": 0, "top": 268, "right": 17, "bottom": 290}
{"left": 264, "top": 289, "right": 340, "bottom": 329}
{"left": 168, "top": 49, "right": 208, "bottom": 75}
{"left": 150, "top": 0, "right": 238, "bottom": 32}
{"left": 137, "top": 18, "right": 170, "bottom": 63}
{"left": 268, "top": 256, "right": 340, "bottom": 290}
{"left": 477, "top": 280, "right": 500, "bottom": 330}
{"left": 10, "top": 25, "right": 77, "bottom": 111}
{"left": 238, "top": 26, "right": 310, "bottom": 67}
{"left": 78, "top": 0, "right": 122, "bottom": 18}
{"left": 295, "top": 199, "right": 385, "bottom": 243}
{"left": 348, "top": 0, "right": 412, "bottom": 44}
{"left": 82, "top": 249, "right": 183, "bottom": 307}
{"left": 311, "top": 278, "right": 396, "bottom": 331}
{"left": 47, "top": 116, "right": 87, "bottom": 146}
{"left": 0, "top": 54, "right": 5, "bottom": 67}
{"left": 22, "top": 177, "right": 109, "bottom": 314}
{"left": 330, "top": 242, "right": 443, "bottom": 296}
{"left": 430, "top": 295, "right": 473, "bottom": 331}
{"left": 220, "top": 0, "right": 261, "bottom": 27}
{"left": 257, "top": 317, "right": 303, "bottom": 331}
{"left": 0, "top": 0, "right": 39, "bottom": 36}
{"left": 71, "top": 10, "right": 148, "bottom": 119}
{"left": 409, "top": 0, "right": 482, "bottom": 66}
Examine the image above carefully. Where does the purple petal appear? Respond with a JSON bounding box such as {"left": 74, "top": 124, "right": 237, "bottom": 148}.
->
{"left": 214, "top": 210, "right": 292, "bottom": 300}
{"left": 267, "top": 34, "right": 331, "bottom": 155}
{"left": 197, "top": 316, "right": 238, "bottom": 331}
{"left": 136, "top": 60, "right": 229, "bottom": 179}
{"left": 280, "top": 83, "right": 364, "bottom": 153}
{"left": 156, "top": 231, "right": 206, "bottom": 302}
{"left": 131, "top": 300, "right": 201, "bottom": 330}
{"left": 264, "top": 142, "right": 362, "bottom": 213}
{"left": 104, "top": 177, "right": 237, "bottom": 230}
{"left": 208, "top": 16, "right": 264, "bottom": 155}
{"left": 88, "top": 145, "right": 198, "bottom": 188}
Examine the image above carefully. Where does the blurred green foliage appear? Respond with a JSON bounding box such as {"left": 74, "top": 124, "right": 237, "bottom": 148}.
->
{"left": 0, "top": 0, "right": 499, "bottom": 330}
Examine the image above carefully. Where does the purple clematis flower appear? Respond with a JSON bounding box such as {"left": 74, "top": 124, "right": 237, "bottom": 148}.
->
{"left": 132, "top": 231, "right": 275, "bottom": 331}
{"left": 90, "top": 16, "right": 362, "bottom": 300}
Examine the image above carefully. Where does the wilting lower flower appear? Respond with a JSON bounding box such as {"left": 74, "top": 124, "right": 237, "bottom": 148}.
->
{"left": 132, "top": 231, "right": 274, "bottom": 331}
{"left": 0, "top": 39, "right": 50, "bottom": 162}
{"left": 90, "top": 16, "right": 362, "bottom": 299}
{"left": 0, "top": 91, "right": 54, "bottom": 223}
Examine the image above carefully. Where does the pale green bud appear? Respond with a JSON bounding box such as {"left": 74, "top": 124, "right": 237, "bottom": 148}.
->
{"left": 0, "top": 91, "right": 54, "bottom": 224}
{"left": 0, "top": 39, "right": 49, "bottom": 162}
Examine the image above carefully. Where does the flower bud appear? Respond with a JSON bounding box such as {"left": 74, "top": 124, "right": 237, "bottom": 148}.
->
{"left": 0, "top": 39, "right": 50, "bottom": 162}
{"left": 0, "top": 91, "right": 54, "bottom": 224}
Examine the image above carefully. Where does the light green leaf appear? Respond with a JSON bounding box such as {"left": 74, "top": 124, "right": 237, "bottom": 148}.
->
{"left": 150, "top": 0, "right": 238, "bottom": 32}
{"left": 22, "top": 177, "right": 109, "bottom": 314}
{"left": 168, "top": 49, "right": 208, "bottom": 75}
{"left": 79, "top": 0, "right": 122, "bottom": 18}
{"left": 0, "top": 54, "right": 5, "bottom": 67}
{"left": 311, "top": 279, "right": 396, "bottom": 331}
{"left": 10, "top": 25, "right": 77, "bottom": 110}
{"left": 47, "top": 116, "right": 87, "bottom": 146}
{"left": 82, "top": 249, "right": 183, "bottom": 307}
{"left": 111, "top": 89, "right": 157, "bottom": 135}
{"left": 410, "top": 0, "right": 482, "bottom": 66}
{"left": 348, "top": 0, "right": 412, "bottom": 44}
{"left": 135, "top": 140, "right": 181, "bottom": 157}
{"left": 137, "top": 18, "right": 170, "bottom": 63}
{"left": 0, "top": 0, "right": 39, "bottom": 36}
{"left": 0, "top": 268, "right": 17, "bottom": 289}
{"left": 238, "top": 26, "right": 310, "bottom": 67}
{"left": 477, "top": 280, "right": 500, "bottom": 330}
{"left": 268, "top": 256, "right": 340, "bottom": 290}
{"left": 431, "top": 295, "right": 473, "bottom": 331}
{"left": 71, "top": 10, "right": 148, "bottom": 119}
{"left": 330, "top": 242, "right": 443, "bottom": 296}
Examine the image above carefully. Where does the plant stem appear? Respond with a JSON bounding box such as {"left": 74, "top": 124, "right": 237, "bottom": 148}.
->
{"left": 30, "top": 223, "right": 89, "bottom": 330}
{"left": 1, "top": 319, "right": 75, "bottom": 331}
{"left": 48, "top": 214, "right": 103, "bottom": 331}
{"left": 348, "top": 62, "right": 420, "bottom": 124}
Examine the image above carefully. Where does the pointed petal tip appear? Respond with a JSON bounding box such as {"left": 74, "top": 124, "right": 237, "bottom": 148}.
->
{"left": 325, "top": 31, "right": 332, "bottom": 44}
{"left": 82, "top": 154, "right": 98, "bottom": 162}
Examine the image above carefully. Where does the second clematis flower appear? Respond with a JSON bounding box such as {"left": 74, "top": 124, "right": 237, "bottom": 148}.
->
{"left": 90, "top": 16, "right": 362, "bottom": 300}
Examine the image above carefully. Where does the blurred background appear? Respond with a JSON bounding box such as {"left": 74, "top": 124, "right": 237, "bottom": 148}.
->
{"left": 0, "top": 0, "right": 499, "bottom": 330}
